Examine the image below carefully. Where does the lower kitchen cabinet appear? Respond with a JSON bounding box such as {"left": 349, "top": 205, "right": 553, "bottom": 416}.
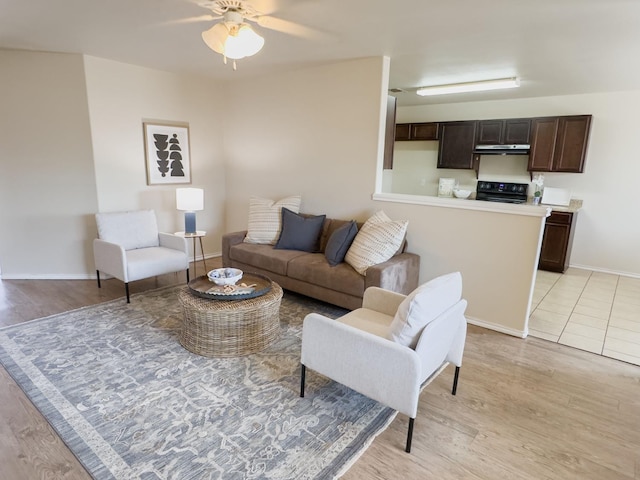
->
{"left": 539, "top": 211, "right": 577, "bottom": 273}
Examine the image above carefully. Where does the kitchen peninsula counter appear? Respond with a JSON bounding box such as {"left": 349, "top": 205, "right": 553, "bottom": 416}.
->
{"left": 372, "top": 191, "right": 550, "bottom": 339}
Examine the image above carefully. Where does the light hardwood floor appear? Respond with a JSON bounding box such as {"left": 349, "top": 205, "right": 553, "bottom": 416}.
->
{"left": 1, "top": 260, "right": 639, "bottom": 479}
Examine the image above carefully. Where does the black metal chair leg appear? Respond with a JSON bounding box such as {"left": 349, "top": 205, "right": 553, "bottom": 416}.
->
{"left": 452, "top": 366, "right": 460, "bottom": 395}
{"left": 406, "top": 417, "right": 414, "bottom": 453}
{"left": 300, "top": 364, "right": 306, "bottom": 397}
{"left": 186, "top": 269, "right": 190, "bottom": 283}
{"left": 96, "top": 270, "right": 101, "bottom": 288}
{"left": 125, "top": 283, "right": 130, "bottom": 303}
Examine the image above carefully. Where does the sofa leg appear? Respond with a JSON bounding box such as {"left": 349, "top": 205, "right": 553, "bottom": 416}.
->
{"left": 96, "top": 270, "right": 101, "bottom": 288}
{"left": 300, "top": 364, "right": 306, "bottom": 398}
{"left": 125, "top": 283, "right": 130, "bottom": 303}
{"left": 452, "top": 366, "right": 460, "bottom": 395}
{"left": 186, "top": 269, "right": 190, "bottom": 283}
{"left": 405, "top": 417, "right": 414, "bottom": 453}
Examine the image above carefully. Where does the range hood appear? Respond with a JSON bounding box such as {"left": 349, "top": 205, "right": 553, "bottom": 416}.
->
{"left": 473, "top": 144, "right": 530, "bottom": 155}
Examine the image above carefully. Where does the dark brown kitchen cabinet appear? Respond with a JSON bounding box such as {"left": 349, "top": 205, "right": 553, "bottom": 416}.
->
{"left": 476, "top": 118, "right": 531, "bottom": 145}
{"left": 539, "top": 211, "right": 577, "bottom": 273}
{"left": 528, "top": 115, "right": 591, "bottom": 173}
{"left": 438, "top": 121, "right": 478, "bottom": 169}
{"left": 395, "top": 122, "right": 439, "bottom": 141}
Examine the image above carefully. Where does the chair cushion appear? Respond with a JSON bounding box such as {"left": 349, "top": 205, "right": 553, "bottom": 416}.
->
{"left": 324, "top": 220, "right": 358, "bottom": 266}
{"left": 337, "top": 308, "right": 394, "bottom": 339}
{"left": 96, "top": 210, "right": 160, "bottom": 250}
{"left": 275, "top": 208, "right": 326, "bottom": 252}
{"left": 125, "top": 247, "right": 188, "bottom": 282}
{"left": 387, "top": 272, "right": 462, "bottom": 348}
{"left": 345, "top": 211, "right": 408, "bottom": 275}
{"left": 244, "top": 196, "right": 302, "bottom": 245}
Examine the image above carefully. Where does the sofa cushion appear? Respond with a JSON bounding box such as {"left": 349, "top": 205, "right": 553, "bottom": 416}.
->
{"left": 345, "top": 211, "right": 408, "bottom": 275}
{"left": 387, "top": 272, "right": 462, "bottom": 348}
{"left": 96, "top": 210, "right": 160, "bottom": 251}
{"left": 244, "top": 195, "right": 302, "bottom": 245}
{"left": 324, "top": 220, "right": 358, "bottom": 266}
{"left": 275, "top": 208, "right": 326, "bottom": 252}
{"left": 230, "top": 243, "right": 307, "bottom": 276}
{"left": 287, "top": 253, "right": 365, "bottom": 298}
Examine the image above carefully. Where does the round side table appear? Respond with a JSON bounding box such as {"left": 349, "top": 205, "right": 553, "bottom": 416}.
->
{"left": 175, "top": 231, "right": 207, "bottom": 277}
{"left": 178, "top": 282, "right": 283, "bottom": 357}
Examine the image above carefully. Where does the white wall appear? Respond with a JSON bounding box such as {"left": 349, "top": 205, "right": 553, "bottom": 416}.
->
{"left": 83, "top": 56, "right": 226, "bottom": 258}
{"left": 396, "top": 91, "right": 640, "bottom": 277}
{"left": 223, "top": 57, "right": 387, "bottom": 226}
{"left": 0, "top": 50, "right": 98, "bottom": 278}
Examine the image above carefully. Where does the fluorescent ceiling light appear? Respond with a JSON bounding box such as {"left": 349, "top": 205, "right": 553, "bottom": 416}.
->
{"left": 416, "top": 77, "right": 520, "bottom": 96}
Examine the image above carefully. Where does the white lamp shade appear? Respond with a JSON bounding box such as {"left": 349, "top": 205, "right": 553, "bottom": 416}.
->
{"left": 176, "top": 188, "right": 204, "bottom": 211}
{"left": 202, "top": 23, "right": 228, "bottom": 55}
{"left": 202, "top": 23, "right": 264, "bottom": 60}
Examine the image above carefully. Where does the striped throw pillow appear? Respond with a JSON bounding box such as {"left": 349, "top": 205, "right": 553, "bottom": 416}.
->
{"left": 244, "top": 196, "right": 302, "bottom": 244}
{"left": 345, "top": 211, "right": 408, "bottom": 275}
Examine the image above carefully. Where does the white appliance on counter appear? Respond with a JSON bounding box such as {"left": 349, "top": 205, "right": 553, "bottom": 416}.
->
{"left": 541, "top": 187, "right": 572, "bottom": 206}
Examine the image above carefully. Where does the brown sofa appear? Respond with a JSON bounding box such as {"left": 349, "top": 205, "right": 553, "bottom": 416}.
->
{"left": 222, "top": 218, "right": 420, "bottom": 310}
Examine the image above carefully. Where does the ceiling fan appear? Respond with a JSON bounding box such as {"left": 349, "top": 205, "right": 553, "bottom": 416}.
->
{"left": 197, "top": 0, "right": 315, "bottom": 70}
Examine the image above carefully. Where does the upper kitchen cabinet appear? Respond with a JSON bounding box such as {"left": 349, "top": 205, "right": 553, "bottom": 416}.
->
{"left": 438, "top": 121, "right": 478, "bottom": 169}
{"left": 528, "top": 115, "right": 592, "bottom": 173}
{"left": 476, "top": 118, "right": 531, "bottom": 145}
{"left": 395, "top": 122, "right": 439, "bottom": 141}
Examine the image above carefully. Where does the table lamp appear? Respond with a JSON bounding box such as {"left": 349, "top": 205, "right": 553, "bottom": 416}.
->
{"left": 176, "top": 188, "right": 204, "bottom": 234}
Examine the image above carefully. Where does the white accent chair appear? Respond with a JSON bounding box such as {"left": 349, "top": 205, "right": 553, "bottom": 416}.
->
{"left": 94, "top": 210, "right": 190, "bottom": 303}
{"left": 300, "top": 272, "right": 467, "bottom": 453}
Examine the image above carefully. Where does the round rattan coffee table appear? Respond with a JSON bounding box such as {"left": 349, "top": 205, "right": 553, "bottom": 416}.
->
{"left": 178, "top": 278, "right": 283, "bottom": 357}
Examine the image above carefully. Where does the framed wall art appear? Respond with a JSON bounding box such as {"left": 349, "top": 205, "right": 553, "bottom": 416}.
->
{"left": 143, "top": 122, "right": 192, "bottom": 185}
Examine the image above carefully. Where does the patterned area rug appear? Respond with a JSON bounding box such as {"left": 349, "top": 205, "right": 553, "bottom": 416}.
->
{"left": 0, "top": 286, "right": 395, "bottom": 480}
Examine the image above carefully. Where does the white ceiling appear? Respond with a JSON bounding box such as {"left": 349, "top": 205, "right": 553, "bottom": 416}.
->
{"left": 2, "top": 0, "right": 639, "bottom": 106}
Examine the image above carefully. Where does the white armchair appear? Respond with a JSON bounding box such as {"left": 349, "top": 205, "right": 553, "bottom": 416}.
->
{"left": 94, "top": 210, "right": 189, "bottom": 303}
{"left": 300, "top": 272, "right": 467, "bottom": 453}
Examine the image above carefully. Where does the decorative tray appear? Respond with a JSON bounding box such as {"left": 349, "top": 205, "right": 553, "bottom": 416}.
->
{"left": 187, "top": 272, "right": 272, "bottom": 301}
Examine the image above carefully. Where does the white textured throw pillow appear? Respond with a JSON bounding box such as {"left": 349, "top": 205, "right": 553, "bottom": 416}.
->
{"left": 244, "top": 196, "right": 302, "bottom": 244}
{"left": 388, "top": 272, "right": 463, "bottom": 348}
{"left": 344, "top": 210, "right": 408, "bottom": 275}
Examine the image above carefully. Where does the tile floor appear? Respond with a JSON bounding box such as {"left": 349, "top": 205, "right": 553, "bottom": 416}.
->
{"left": 529, "top": 268, "right": 640, "bottom": 366}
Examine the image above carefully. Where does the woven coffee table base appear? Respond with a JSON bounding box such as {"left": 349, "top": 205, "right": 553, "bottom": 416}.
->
{"left": 178, "top": 282, "right": 283, "bottom": 357}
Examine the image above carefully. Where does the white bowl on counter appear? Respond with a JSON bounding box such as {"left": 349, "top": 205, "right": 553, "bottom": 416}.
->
{"left": 207, "top": 268, "right": 243, "bottom": 285}
{"left": 453, "top": 189, "right": 471, "bottom": 199}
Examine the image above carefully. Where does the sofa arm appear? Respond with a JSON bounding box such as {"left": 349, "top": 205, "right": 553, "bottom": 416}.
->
{"left": 362, "top": 287, "right": 406, "bottom": 317}
{"left": 222, "top": 230, "right": 247, "bottom": 267}
{"left": 301, "top": 313, "right": 421, "bottom": 418}
{"left": 159, "top": 232, "right": 188, "bottom": 254}
{"left": 365, "top": 252, "right": 420, "bottom": 295}
{"left": 93, "top": 238, "right": 127, "bottom": 281}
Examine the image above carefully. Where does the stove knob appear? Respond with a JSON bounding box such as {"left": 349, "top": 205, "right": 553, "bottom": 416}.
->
{"left": 510, "top": 185, "right": 517, "bottom": 192}
{"left": 518, "top": 186, "right": 525, "bottom": 193}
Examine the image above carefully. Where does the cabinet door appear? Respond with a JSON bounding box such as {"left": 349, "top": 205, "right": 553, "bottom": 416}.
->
{"left": 476, "top": 120, "right": 503, "bottom": 144}
{"left": 528, "top": 117, "right": 559, "bottom": 171}
{"left": 411, "top": 122, "right": 439, "bottom": 140}
{"left": 504, "top": 118, "right": 531, "bottom": 144}
{"left": 383, "top": 95, "right": 397, "bottom": 169}
{"left": 438, "top": 121, "right": 478, "bottom": 169}
{"left": 538, "top": 212, "right": 575, "bottom": 273}
{"left": 395, "top": 123, "right": 411, "bottom": 141}
{"left": 553, "top": 115, "right": 591, "bottom": 172}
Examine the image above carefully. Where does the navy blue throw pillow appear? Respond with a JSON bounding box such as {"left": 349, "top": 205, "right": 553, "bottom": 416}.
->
{"left": 324, "top": 221, "right": 358, "bottom": 266}
{"left": 275, "top": 208, "right": 326, "bottom": 252}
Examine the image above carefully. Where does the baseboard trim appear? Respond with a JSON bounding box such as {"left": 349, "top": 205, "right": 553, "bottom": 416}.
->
{"left": 466, "top": 315, "right": 527, "bottom": 338}
{"left": 1, "top": 253, "right": 223, "bottom": 280}
{"left": 569, "top": 263, "right": 640, "bottom": 279}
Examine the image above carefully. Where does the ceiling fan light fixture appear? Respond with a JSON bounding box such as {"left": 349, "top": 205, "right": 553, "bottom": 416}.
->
{"left": 224, "top": 24, "right": 264, "bottom": 59}
{"left": 416, "top": 77, "right": 520, "bottom": 96}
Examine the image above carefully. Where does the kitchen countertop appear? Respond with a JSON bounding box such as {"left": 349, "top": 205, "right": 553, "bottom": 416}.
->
{"left": 540, "top": 198, "right": 583, "bottom": 213}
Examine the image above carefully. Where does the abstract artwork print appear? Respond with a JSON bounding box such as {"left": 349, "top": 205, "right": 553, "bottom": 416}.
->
{"left": 144, "top": 122, "right": 191, "bottom": 185}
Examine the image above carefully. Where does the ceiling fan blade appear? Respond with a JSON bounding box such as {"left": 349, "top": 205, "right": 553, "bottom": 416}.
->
{"left": 256, "top": 15, "right": 323, "bottom": 39}
{"left": 162, "top": 14, "right": 217, "bottom": 26}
